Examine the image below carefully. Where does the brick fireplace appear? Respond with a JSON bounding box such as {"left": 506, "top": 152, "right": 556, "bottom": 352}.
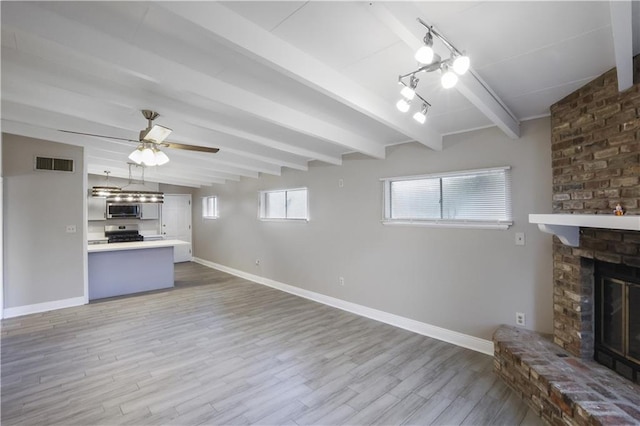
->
{"left": 550, "top": 56, "right": 640, "bottom": 361}
{"left": 493, "top": 56, "right": 640, "bottom": 424}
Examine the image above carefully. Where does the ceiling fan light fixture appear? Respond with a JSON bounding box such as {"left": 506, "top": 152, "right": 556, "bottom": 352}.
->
{"left": 141, "top": 124, "right": 172, "bottom": 143}
{"left": 154, "top": 148, "right": 170, "bottom": 166}
{"left": 128, "top": 146, "right": 144, "bottom": 164}
{"left": 140, "top": 145, "right": 157, "bottom": 166}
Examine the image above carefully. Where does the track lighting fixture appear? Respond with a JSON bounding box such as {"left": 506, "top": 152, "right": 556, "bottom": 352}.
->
{"left": 396, "top": 18, "right": 470, "bottom": 124}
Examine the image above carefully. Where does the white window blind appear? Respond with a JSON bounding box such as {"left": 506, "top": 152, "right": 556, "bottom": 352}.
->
{"left": 382, "top": 167, "right": 512, "bottom": 229}
{"left": 259, "top": 188, "right": 308, "bottom": 220}
{"left": 202, "top": 196, "right": 218, "bottom": 219}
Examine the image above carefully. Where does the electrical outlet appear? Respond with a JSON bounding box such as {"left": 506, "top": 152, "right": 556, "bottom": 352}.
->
{"left": 515, "top": 232, "right": 525, "bottom": 246}
{"left": 66, "top": 225, "right": 77, "bottom": 233}
{"left": 255, "top": 259, "right": 260, "bottom": 266}
{"left": 339, "top": 277, "right": 345, "bottom": 286}
{"left": 516, "top": 312, "right": 526, "bottom": 326}
{"left": 338, "top": 179, "right": 344, "bottom": 188}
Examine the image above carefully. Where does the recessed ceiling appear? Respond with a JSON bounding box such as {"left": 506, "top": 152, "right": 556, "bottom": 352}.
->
{"left": 1, "top": 1, "right": 636, "bottom": 187}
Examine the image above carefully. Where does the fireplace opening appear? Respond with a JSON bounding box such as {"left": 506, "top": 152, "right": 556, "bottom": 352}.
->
{"left": 594, "top": 261, "right": 640, "bottom": 384}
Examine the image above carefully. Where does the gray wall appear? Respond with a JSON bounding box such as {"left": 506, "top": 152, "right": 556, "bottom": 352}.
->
{"left": 192, "top": 118, "right": 554, "bottom": 340}
{"left": 3, "top": 134, "right": 85, "bottom": 308}
{"left": 159, "top": 184, "right": 194, "bottom": 196}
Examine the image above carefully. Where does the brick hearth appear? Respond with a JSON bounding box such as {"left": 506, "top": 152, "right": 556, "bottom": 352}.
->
{"left": 494, "top": 326, "right": 640, "bottom": 425}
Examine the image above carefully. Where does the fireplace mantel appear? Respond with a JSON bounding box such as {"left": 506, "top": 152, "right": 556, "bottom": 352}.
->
{"left": 529, "top": 214, "right": 640, "bottom": 246}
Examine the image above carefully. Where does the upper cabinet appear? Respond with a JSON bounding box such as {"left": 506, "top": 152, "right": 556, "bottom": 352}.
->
{"left": 140, "top": 203, "right": 160, "bottom": 220}
{"left": 88, "top": 197, "right": 106, "bottom": 221}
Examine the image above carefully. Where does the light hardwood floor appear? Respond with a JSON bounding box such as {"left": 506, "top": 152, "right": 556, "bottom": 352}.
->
{"left": 1, "top": 262, "right": 542, "bottom": 425}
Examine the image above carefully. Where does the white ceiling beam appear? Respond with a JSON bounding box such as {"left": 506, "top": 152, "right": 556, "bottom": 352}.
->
{"left": 157, "top": 2, "right": 442, "bottom": 151}
{"left": 368, "top": 3, "right": 520, "bottom": 139}
{"left": 87, "top": 149, "right": 241, "bottom": 182}
{"left": 1, "top": 69, "right": 306, "bottom": 172}
{"left": 2, "top": 33, "right": 344, "bottom": 167}
{"left": 87, "top": 164, "right": 215, "bottom": 188}
{"left": 86, "top": 157, "right": 226, "bottom": 187}
{"left": 609, "top": 0, "right": 634, "bottom": 92}
{"left": 2, "top": 2, "right": 385, "bottom": 159}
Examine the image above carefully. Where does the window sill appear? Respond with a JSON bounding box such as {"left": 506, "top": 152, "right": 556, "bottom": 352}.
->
{"left": 381, "top": 220, "right": 512, "bottom": 230}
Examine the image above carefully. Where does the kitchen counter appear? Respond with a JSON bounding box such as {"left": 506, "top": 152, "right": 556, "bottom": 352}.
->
{"left": 87, "top": 239, "right": 188, "bottom": 253}
{"left": 88, "top": 240, "right": 189, "bottom": 300}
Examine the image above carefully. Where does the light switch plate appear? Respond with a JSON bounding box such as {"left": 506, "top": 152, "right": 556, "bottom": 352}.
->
{"left": 66, "top": 225, "right": 77, "bottom": 233}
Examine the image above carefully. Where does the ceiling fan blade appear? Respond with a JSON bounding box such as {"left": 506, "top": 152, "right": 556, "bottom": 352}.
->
{"left": 162, "top": 141, "right": 219, "bottom": 154}
{"left": 59, "top": 129, "right": 138, "bottom": 143}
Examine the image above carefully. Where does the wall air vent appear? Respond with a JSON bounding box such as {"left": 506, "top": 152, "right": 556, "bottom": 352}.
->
{"left": 34, "top": 156, "right": 74, "bottom": 173}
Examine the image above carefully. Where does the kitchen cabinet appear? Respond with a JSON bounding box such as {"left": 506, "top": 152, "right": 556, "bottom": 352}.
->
{"left": 140, "top": 203, "right": 160, "bottom": 220}
{"left": 87, "top": 240, "right": 189, "bottom": 300}
{"left": 88, "top": 197, "right": 106, "bottom": 221}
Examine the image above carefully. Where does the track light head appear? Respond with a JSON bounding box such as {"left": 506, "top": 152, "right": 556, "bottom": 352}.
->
{"left": 396, "top": 98, "right": 411, "bottom": 113}
{"left": 400, "top": 75, "right": 419, "bottom": 100}
{"left": 414, "top": 31, "right": 435, "bottom": 64}
{"left": 452, "top": 54, "right": 470, "bottom": 75}
{"left": 413, "top": 103, "right": 429, "bottom": 124}
{"left": 440, "top": 64, "right": 458, "bottom": 89}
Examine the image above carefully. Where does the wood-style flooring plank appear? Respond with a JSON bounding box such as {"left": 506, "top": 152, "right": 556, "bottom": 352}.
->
{"left": 1, "top": 261, "right": 542, "bottom": 426}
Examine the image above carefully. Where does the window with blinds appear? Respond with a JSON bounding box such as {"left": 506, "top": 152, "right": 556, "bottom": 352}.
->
{"left": 202, "top": 196, "right": 218, "bottom": 219}
{"left": 382, "top": 167, "right": 512, "bottom": 229}
{"left": 259, "top": 188, "right": 308, "bottom": 221}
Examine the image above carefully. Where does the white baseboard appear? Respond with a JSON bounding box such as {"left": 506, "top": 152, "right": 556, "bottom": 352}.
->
{"left": 192, "top": 257, "right": 494, "bottom": 355}
{"left": 3, "top": 296, "right": 86, "bottom": 319}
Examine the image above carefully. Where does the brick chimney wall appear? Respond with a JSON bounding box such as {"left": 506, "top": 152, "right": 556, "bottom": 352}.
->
{"left": 550, "top": 55, "right": 640, "bottom": 357}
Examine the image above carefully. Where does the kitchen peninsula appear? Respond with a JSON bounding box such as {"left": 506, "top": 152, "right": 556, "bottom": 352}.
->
{"left": 88, "top": 240, "right": 189, "bottom": 300}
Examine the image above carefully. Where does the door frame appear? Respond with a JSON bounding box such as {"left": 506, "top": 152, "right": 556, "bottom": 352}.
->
{"left": 162, "top": 194, "right": 193, "bottom": 262}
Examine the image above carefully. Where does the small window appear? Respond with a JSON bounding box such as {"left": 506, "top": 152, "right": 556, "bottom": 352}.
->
{"left": 259, "top": 188, "right": 308, "bottom": 221}
{"left": 202, "top": 196, "right": 218, "bottom": 219}
{"left": 382, "top": 167, "right": 512, "bottom": 229}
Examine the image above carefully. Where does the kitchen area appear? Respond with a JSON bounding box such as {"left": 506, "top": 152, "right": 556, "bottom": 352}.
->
{"left": 87, "top": 173, "right": 191, "bottom": 301}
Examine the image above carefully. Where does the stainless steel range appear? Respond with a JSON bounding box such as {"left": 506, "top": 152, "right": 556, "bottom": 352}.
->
{"left": 105, "top": 224, "right": 144, "bottom": 243}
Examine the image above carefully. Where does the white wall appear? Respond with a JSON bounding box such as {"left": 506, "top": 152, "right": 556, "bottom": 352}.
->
{"left": 192, "top": 118, "right": 554, "bottom": 340}
{"left": 3, "top": 134, "right": 85, "bottom": 310}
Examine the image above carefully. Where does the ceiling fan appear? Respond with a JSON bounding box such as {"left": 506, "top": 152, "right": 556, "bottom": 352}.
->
{"left": 60, "top": 109, "right": 219, "bottom": 166}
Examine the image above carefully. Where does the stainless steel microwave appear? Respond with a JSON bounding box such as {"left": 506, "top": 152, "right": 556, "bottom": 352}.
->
{"left": 106, "top": 204, "right": 140, "bottom": 219}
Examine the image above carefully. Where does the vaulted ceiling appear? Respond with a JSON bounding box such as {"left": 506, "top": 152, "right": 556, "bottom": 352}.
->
{"left": 2, "top": 1, "right": 639, "bottom": 187}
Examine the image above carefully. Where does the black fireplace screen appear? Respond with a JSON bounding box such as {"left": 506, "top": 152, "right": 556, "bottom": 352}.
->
{"left": 595, "top": 262, "right": 640, "bottom": 384}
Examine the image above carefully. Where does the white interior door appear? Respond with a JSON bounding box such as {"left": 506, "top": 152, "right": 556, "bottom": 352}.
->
{"left": 162, "top": 194, "right": 192, "bottom": 263}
